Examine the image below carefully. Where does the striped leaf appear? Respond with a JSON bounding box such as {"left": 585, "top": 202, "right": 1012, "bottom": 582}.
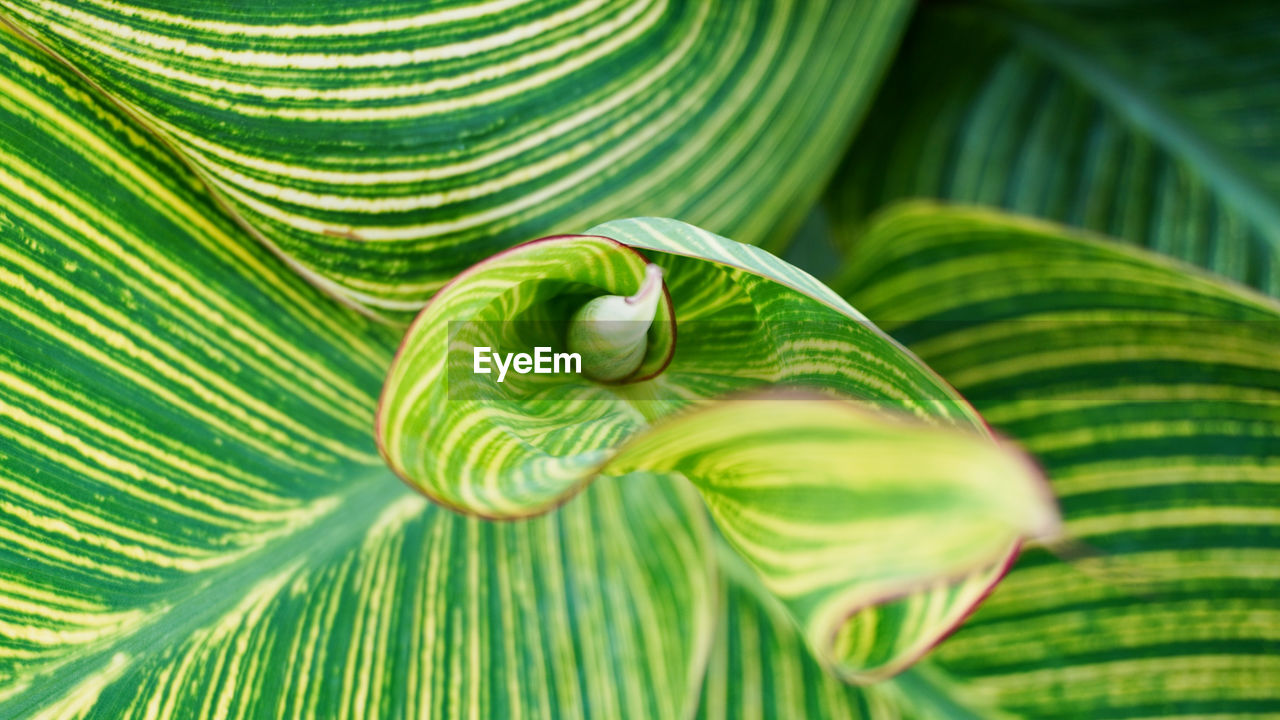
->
{"left": 377, "top": 216, "right": 1058, "bottom": 685}
{"left": 0, "top": 0, "right": 912, "bottom": 314}
{"left": 839, "top": 203, "right": 1280, "bottom": 717}
{"left": 0, "top": 25, "right": 719, "bottom": 718}
{"left": 606, "top": 395, "right": 1058, "bottom": 684}
{"left": 828, "top": 0, "right": 1280, "bottom": 295}
{"left": 694, "top": 544, "right": 902, "bottom": 720}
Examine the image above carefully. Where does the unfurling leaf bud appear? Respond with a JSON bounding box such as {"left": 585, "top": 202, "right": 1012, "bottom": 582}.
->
{"left": 567, "top": 263, "right": 664, "bottom": 382}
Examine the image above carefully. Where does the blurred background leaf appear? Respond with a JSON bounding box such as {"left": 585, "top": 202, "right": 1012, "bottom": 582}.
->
{"left": 840, "top": 204, "right": 1280, "bottom": 718}
{"left": 825, "top": 0, "right": 1280, "bottom": 295}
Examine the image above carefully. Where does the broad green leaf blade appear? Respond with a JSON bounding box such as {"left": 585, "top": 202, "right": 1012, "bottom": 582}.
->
{"left": 42, "top": 479, "right": 716, "bottom": 720}
{"left": 840, "top": 203, "right": 1280, "bottom": 717}
{"left": 828, "top": 1, "right": 1280, "bottom": 295}
{"left": 0, "top": 26, "right": 715, "bottom": 718}
{"left": 378, "top": 216, "right": 1058, "bottom": 684}
{"left": 0, "top": 0, "right": 912, "bottom": 312}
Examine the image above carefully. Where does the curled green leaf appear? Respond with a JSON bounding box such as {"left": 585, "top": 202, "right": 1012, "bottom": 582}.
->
{"left": 604, "top": 392, "right": 1060, "bottom": 682}
{"left": 377, "top": 217, "right": 1060, "bottom": 682}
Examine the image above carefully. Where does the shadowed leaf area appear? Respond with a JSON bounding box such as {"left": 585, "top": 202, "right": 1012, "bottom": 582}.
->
{"left": 830, "top": 0, "right": 1280, "bottom": 295}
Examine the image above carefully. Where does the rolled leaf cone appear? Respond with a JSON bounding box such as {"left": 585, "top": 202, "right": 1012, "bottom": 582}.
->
{"left": 377, "top": 217, "right": 1061, "bottom": 683}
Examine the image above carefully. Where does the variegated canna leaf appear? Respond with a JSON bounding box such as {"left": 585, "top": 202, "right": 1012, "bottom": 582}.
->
{"left": 839, "top": 203, "right": 1280, "bottom": 717}
{"left": 605, "top": 395, "right": 1058, "bottom": 684}
{"left": 694, "top": 545, "right": 905, "bottom": 720}
{"left": 0, "top": 0, "right": 912, "bottom": 314}
{"left": 377, "top": 216, "right": 1059, "bottom": 685}
{"left": 828, "top": 0, "right": 1280, "bottom": 295}
{"left": 0, "top": 26, "right": 719, "bottom": 719}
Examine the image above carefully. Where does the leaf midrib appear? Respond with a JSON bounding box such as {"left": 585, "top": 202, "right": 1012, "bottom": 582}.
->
{"left": 1, "top": 468, "right": 414, "bottom": 717}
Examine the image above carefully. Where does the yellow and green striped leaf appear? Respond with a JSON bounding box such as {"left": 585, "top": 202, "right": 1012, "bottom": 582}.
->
{"left": 694, "top": 544, "right": 903, "bottom": 720}
{"left": 0, "top": 25, "right": 719, "bottom": 718}
{"left": 840, "top": 203, "right": 1280, "bottom": 717}
{"left": 829, "top": 0, "right": 1280, "bottom": 295}
{"left": 377, "top": 216, "right": 1059, "bottom": 685}
{"left": 606, "top": 395, "right": 1058, "bottom": 683}
{"left": 0, "top": 0, "right": 912, "bottom": 314}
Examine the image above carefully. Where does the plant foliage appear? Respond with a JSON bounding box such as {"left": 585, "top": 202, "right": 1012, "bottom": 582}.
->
{"left": 0, "top": 0, "right": 910, "bottom": 313}
{"left": 2, "top": 0, "right": 1278, "bottom": 718}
